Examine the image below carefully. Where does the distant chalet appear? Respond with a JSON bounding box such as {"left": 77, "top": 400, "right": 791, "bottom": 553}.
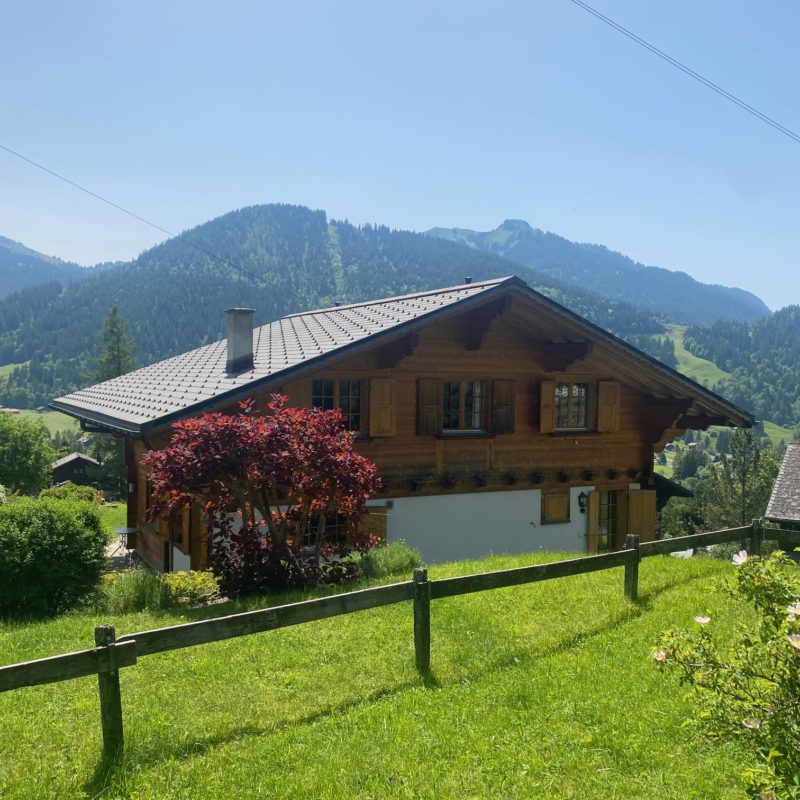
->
{"left": 766, "top": 442, "right": 800, "bottom": 527}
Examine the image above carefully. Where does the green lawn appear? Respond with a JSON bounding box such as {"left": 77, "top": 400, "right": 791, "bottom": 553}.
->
{"left": 0, "top": 553, "right": 749, "bottom": 799}
{"left": 17, "top": 409, "right": 80, "bottom": 436}
{"left": 666, "top": 324, "right": 731, "bottom": 389}
{"left": 0, "top": 361, "right": 28, "bottom": 379}
{"left": 762, "top": 419, "right": 794, "bottom": 449}
{"left": 97, "top": 502, "right": 128, "bottom": 535}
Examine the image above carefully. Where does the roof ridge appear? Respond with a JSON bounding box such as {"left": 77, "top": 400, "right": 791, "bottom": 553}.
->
{"left": 281, "top": 276, "right": 515, "bottom": 319}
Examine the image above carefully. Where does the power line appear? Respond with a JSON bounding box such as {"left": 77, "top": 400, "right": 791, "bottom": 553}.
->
{"left": 0, "top": 141, "right": 271, "bottom": 285}
{"left": 568, "top": 0, "right": 800, "bottom": 146}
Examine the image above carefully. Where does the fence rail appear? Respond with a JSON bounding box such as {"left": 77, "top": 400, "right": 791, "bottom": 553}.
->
{"left": 2, "top": 517, "right": 795, "bottom": 758}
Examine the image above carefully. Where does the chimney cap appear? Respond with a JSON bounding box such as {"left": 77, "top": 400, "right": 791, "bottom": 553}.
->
{"left": 464, "top": 276, "right": 472, "bottom": 284}
{"left": 225, "top": 307, "right": 255, "bottom": 315}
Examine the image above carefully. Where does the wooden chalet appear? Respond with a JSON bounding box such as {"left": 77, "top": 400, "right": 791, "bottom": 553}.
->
{"left": 51, "top": 276, "right": 752, "bottom": 570}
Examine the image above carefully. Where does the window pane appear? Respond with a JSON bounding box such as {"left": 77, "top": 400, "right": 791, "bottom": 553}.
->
{"left": 312, "top": 378, "right": 335, "bottom": 410}
{"left": 555, "top": 382, "right": 570, "bottom": 428}
{"left": 571, "top": 383, "right": 587, "bottom": 428}
{"left": 442, "top": 381, "right": 461, "bottom": 430}
{"left": 338, "top": 379, "right": 362, "bottom": 431}
{"left": 465, "top": 381, "right": 486, "bottom": 429}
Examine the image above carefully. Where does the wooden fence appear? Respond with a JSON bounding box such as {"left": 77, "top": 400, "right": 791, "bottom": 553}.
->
{"left": 2, "top": 519, "right": 799, "bottom": 758}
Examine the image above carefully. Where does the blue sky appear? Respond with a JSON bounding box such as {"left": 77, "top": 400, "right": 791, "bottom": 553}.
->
{"left": 1, "top": 1, "right": 798, "bottom": 310}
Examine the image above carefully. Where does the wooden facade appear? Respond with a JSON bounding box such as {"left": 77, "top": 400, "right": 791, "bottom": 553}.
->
{"left": 122, "top": 288, "right": 737, "bottom": 569}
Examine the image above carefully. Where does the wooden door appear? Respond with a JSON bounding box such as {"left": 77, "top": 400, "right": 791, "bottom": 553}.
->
{"left": 628, "top": 490, "right": 657, "bottom": 543}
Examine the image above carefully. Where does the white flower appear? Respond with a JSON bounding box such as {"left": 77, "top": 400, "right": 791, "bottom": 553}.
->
{"left": 732, "top": 550, "right": 748, "bottom": 565}
{"left": 652, "top": 649, "right": 666, "bottom": 663}
{"left": 694, "top": 615, "right": 711, "bottom": 625}
{"left": 786, "top": 602, "right": 800, "bottom": 622}
{"left": 788, "top": 634, "right": 800, "bottom": 650}
{"left": 742, "top": 718, "right": 762, "bottom": 730}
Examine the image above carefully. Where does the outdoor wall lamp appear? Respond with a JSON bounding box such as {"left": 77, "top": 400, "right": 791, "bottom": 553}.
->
{"left": 578, "top": 491, "right": 588, "bottom": 513}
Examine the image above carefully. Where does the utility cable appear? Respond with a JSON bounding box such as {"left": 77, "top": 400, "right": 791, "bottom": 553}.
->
{"left": 0, "top": 141, "right": 271, "bottom": 285}
{"left": 568, "top": 0, "right": 800, "bottom": 146}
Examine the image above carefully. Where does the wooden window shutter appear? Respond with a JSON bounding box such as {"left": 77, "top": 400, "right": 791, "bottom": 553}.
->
{"left": 491, "top": 379, "right": 515, "bottom": 434}
{"left": 597, "top": 381, "right": 621, "bottom": 433}
{"left": 288, "top": 379, "right": 311, "bottom": 408}
{"left": 539, "top": 380, "right": 555, "bottom": 433}
{"left": 418, "top": 378, "right": 443, "bottom": 435}
{"left": 369, "top": 378, "right": 396, "bottom": 437}
{"left": 542, "top": 491, "right": 570, "bottom": 523}
{"left": 587, "top": 490, "right": 599, "bottom": 553}
{"left": 628, "top": 490, "right": 657, "bottom": 543}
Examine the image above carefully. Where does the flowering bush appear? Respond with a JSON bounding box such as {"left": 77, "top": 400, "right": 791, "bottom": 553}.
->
{"left": 654, "top": 549, "right": 800, "bottom": 798}
{"left": 143, "top": 396, "right": 382, "bottom": 597}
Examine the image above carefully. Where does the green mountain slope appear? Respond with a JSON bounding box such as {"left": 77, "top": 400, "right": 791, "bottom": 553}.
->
{"left": 428, "top": 220, "right": 769, "bottom": 326}
{"left": 0, "top": 205, "right": 667, "bottom": 407}
{"left": 0, "top": 236, "right": 89, "bottom": 299}
{"left": 683, "top": 308, "right": 800, "bottom": 428}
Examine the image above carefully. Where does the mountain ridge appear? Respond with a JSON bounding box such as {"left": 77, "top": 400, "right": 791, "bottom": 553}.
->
{"left": 426, "top": 219, "right": 769, "bottom": 326}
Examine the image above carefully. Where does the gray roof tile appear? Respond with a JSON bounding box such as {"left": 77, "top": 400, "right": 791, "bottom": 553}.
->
{"left": 52, "top": 278, "right": 505, "bottom": 433}
{"left": 766, "top": 442, "right": 800, "bottom": 522}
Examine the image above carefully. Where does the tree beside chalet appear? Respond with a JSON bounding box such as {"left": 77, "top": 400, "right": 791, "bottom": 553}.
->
{"left": 52, "top": 276, "right": 752, "bottom": 571}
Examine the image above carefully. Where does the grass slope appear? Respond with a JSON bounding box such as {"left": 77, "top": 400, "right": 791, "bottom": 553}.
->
{"left": 665, "top": 324, "right": 731, "bottom": 389}
{"left": 0, "top": 552, "right": 748, "bottom": 799}
{"left": 0, "top": 361, "right": 28, "bottom": 379}
{"left": 16, "top": 409, "right": 79, "bottom": 436}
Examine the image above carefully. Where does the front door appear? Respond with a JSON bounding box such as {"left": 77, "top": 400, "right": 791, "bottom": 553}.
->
{"left": 587, "top": 489, "right": 622, "bottom": 553}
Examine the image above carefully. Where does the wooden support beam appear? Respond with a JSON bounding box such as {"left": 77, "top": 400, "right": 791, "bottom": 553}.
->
{"left": 375, "top": 333, "right": 419, "bottom": 369}
{"left": 412, "top": 568, "right": 431, "bottom": 676}
{"left": 459, "top": 297, "right": 511, "bottom": 351}
{"left": 539, "top": 341, "right": 593, "bottom": 371}
{"left": 95, "top": 625, "right": 125, "bottom": 759}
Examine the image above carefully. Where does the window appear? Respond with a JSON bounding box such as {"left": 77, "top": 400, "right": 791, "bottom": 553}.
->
{"left": 312, "top": 378, "right": 362, "bottom": 431}
{"left": 554, "top": 382, "right": 589, "bottom": 429}
{"left": 419, "top": 378, "right": 513, "bottom": 435}
{"left": 597, "top": 490, "right": 619, "bottom": 552}
{"left": 442, "top": 380, "right": 487, "bottom": 431}
{"left": 542, "top": 491, "right": 570, "bottom": 524}
{"left": 302, "top": 513, "right": 350, "bottom": 548}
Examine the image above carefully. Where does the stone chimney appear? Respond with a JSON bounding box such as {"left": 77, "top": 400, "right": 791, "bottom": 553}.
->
{"left": 225, "top": 308, "right": 255, "bottom": 374}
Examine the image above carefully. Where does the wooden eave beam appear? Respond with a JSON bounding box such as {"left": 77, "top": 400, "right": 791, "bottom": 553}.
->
{"left": 375, "top": 333, "right": 420, "bottom": 369}
{"left": 539, "top": 340, "right": 593, "bottom": 372}
{"left": 460, "top": 297, "right": 511, "bottom": 351}
{"left": 675, "top": 415, "right": 730, "bottom": 431}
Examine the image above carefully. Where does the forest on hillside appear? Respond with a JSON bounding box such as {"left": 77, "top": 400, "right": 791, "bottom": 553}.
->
{"left": 684, "top": 307, "right": 800, "bottom": 428}
{"left": 0, "top": 205, "right": 668, "bottom": 408}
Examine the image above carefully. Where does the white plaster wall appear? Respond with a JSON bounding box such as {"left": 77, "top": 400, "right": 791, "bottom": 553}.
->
{"left": 172, "top": 546, "right": 191, "bottom": 573}
{"left": 380, "top": 486, "right": 595, "bottom": 563}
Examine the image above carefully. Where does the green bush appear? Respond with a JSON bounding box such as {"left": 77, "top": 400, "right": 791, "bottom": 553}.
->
{"left": 655, "top": 549, "right": 800, "bottom": 797}
{"left": 98, "top": 568, "right": 222, "bottom": 613}
{"left": 357, "top": 540, "right": 422, "bottom": 579}
{"left": 39, "top": 482, "right": 98, "bottom": 504}
{"left": 163, "top": 570, "right": 221, "bottom": 606}
{"left": 98, "top": 568, "right": 167, "bottom": 614}
{"left": 0, "top": 498, "right": 107, "bottom": 616}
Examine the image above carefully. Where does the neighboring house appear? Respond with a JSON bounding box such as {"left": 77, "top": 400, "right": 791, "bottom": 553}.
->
{"left": 51, "top": 452, "right": 100, "bottom": 486}
{"left": 51, "top": 276, "right": 752, "bottom": 571}
{"left": 766, "top": 442, "right": 800, "bottom": 531}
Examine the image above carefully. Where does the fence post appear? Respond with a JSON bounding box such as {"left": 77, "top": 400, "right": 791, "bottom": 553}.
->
{"left": 750, "top": 518, "right": 763, "bottom": 558}
{"left": 624, "top": 534, "right": 640, "bottom": 602}
{"left": 95, "top": 624, "right": 124, "bottom": 758}
{"left": 412, "top": 567, "right": 431, "bottom": 676}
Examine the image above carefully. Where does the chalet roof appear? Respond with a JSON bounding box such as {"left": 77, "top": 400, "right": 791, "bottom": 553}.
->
{"left": 51, "top": 275, "right": 753, "bottom": 437}
{"left": 51, "top": 452, "right": 100, "bottom": 470}
{"left": 765, "top": 442, "right": 800, "bottom": 523}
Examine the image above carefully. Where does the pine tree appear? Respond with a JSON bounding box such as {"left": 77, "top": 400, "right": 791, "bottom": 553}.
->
{"left": 86, "top": 305, "right": 136, "bottom": 383}
{"left": 85, "top": 306, "right": 136, "bottom": 497}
